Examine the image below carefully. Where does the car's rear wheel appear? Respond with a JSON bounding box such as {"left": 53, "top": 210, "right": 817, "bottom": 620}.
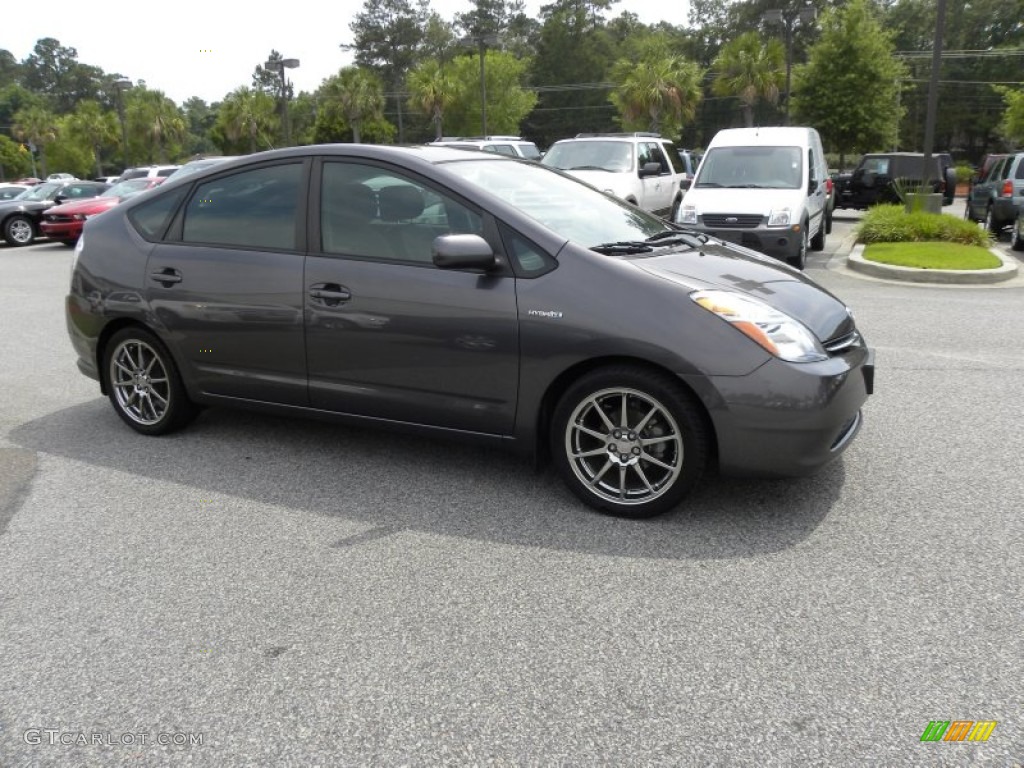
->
{"left": 1012, "top": 213, "right": 1024, "bottom": 252}
{"left": 3, "top": 215, "right": 35, "bottom": 246}
{"left": 551, "top": 366, "right": 709, "bottom": 518}
{"left": 985, "top": 204, "right": 1000, "bottom": 234}
{"left": 104, "top": 327, "right": 197, "bottom": 435}
{"left": 810, "top": 219, "right": 826, "bottom": 251}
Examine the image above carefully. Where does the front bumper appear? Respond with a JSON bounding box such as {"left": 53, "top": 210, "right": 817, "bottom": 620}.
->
{"left": 683, "top": 345, "right": 875, "bottom": 478}
{"left": 690, "top": 221, "right": 804, "bottom": 261}
{"left": 41, "top": 220, "right": 83, "bottom": 241}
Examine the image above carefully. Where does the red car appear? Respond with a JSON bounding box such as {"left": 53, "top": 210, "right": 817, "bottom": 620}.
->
{"left": 41, "top": 178, "right": 164, "bottom": 245}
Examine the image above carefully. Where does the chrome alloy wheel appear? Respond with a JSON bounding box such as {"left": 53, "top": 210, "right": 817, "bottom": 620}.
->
{"left": 564, "top": 387, "right": 683, "bottom": 506}
{"left": 109, "top": 339, "right": 171, "bottom": 426}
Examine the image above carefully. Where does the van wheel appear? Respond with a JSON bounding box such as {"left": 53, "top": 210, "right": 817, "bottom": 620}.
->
{"left": 789, "top": 226, "right": 808, "bottom": 269}
{"left": 810, "top": 221, "right": 826, "bottom": 251}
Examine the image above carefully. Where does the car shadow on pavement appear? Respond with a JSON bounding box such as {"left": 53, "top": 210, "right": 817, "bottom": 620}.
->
{"left": 10, "top": 400, "right": 844, "bottom": 561}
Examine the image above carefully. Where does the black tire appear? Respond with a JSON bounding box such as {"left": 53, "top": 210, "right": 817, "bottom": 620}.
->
{"left": 550, "top": 366, "right": 710, "bottom": 518}
{"left": 984, "top": 204, "right": 1000, "bottom": 234}
{"left": 669, "top": 196, "right": 681, "bottom": 223}
{"left": 825, "top": 203, "right": 833, "bottom": 234}
{"left": 1012, "top": 214, "right": 1024, "bottom": 252}
{"left": 60, "top": 240, "right": 77, "bottom": 247}
{"left": 103, "top": 327, "right": 197, "bottom": 436}
{"left": 788, "top": 225, "right": 808, "bottom": 269}
{"left": 3, "top": 214, "right": 35, "bottom": 246}
{"left": 810, "top": 219, "right": 826, "bottom": 252}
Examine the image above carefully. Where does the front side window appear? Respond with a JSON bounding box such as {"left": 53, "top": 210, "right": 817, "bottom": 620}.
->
{"left": 182, "top": 163, "right": 301, "bottom": 250}
{"left": 320, "top": 162, "right": 482, "bottom": 264}
{"left": 639, "top": 143, "right": 670, "bottom": 174}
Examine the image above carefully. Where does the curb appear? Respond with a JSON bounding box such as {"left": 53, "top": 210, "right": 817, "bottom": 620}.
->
{"left": 846, "top": 244, "right": 1019, "bottom": 284}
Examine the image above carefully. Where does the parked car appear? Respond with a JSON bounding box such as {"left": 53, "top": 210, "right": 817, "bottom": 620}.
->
{"left": 429, "top": 136, "right": 541, "bottom": 160}
{"left": 40, "top": 178, "right": 163, "bottom": 245}
{"left": 14, "top": 177, "right": 42, "bottom": 185}
{"left": 66, "top": 144, "right": 874, "bottom": 518}
{"left": 964, "top": 151, "right": 1024, "bottom": 233}
{"left": 541, "top": 132, "right": 688, "bottom": 219}
{"left": 833, "top": 153, "right": 948, "bottom": 210}
{"left": 676, "top": 126, "right": 830, "bottom": 269}
{"left": 46, "top": 172, "right": 77, "bottom": 181}
{"left": 116, "top": 164, "right": 180, "bottom": 182}
{"left": 0, "top": 183, "right": 32, "bottom": 201}
{"left": 0, "top": 180, "right": 109, "bottom": 246}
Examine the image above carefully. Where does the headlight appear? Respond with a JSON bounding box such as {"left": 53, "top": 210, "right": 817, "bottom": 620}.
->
{"left": 767, "top": 207, "right": 792, "bottom": 227}
{"left": 678, "top": 204, "right": 697, "bottom": 224}
{"left": 691, "top": 289, "right": 827, "bottom": 362}
{"left": 73, "top": 214, "right": 88, "bottom": 220}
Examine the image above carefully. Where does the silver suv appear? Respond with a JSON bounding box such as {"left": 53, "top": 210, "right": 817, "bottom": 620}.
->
{"left": 541, "top": 132, "right": 687, "bottom": 219}
{"left": 430, "top": 136, "right": 541, "bottom": 160}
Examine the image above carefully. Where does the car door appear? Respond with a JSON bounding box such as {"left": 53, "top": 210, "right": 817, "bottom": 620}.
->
{"left": 145, "top": 160, "right": 309, "bottom": 405}
{"left": 806, "top": 147, "right": 825, "bottom": 236}
{"left": 304, "top": 159, "right": 519, "bottom": 435}
{"left": 969, "top": 156, "right": 1006, "bottom": 219}
{"left": 638, "top": 142, "right": 673, "bottom": 215}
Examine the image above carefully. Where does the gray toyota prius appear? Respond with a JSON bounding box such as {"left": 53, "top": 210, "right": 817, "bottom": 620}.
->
{"left": 66, "top": 144, "right": 874, "bottom": 518}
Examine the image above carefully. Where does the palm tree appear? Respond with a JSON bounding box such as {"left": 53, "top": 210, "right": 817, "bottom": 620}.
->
{"left": 12, "top": 105, "right": 59, "bottom": 177}
{"left": 67, "top": 101, "right": 119, "bottom": 178}
{"left": 407, "top": 60, "right": 456, "bottom": 140}
{"left": 319, "top": 67, "right": 385, "bottom": 144}
{"left": 610, "top": 48, "right": 703, "bottom": 137}
{"left": 127, "top": 89, "right": 187, "bottom": 163}
{"left": 712, "top": 32, "right": 785, "bottom": 128}
{"left": 215, "top": 87, "right": 277, "bottom": 153}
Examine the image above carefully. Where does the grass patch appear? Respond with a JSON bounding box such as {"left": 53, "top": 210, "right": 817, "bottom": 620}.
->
{"left": 863, "top": 241, "right": 1001, "bottom": 270}
{"left": 858, "top": 204, "right": 990, "bottom": 247}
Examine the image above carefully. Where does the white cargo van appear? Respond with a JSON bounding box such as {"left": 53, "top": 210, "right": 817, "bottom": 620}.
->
{"left": 676, "top": 126, "right": 829, "bottom": 269}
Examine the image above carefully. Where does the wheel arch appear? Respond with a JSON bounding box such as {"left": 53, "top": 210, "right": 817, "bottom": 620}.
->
{"left": 95, "top": 319, "right": 170, "bottom": 396}
{"left": 532, "top": 355, "right": 718, "bottom": 468}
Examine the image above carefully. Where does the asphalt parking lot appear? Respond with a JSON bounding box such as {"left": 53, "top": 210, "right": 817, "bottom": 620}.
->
{"left": 1, "top": 223, "right": 1022, "bottom": 766}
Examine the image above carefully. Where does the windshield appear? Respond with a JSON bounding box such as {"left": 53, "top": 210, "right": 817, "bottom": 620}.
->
{"left": 443, "top": 158, "right": 668, "bottom": 247}
{"left": 21, "top": 182, "right": 61, "bottom": 201}
{"left": 104, "top": 179, "right": 152, "bottom": 198}
{"left": 541, "top": 141, "right": 634, "bottom": 173}
{"left": 695, "top": 146, "right": 803, "bottom": 189}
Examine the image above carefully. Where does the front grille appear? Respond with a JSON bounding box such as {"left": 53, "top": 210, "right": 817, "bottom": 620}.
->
{"left": 45, "top": 215, "right": 72, "bottom": 223}
{"left": 824, "top": 330, "right": 861, "bottom": 354}
{"left": 702, "top": 213, "right": 763, "bottom": 228}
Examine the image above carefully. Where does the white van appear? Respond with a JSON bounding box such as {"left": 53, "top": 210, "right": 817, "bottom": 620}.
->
{"left": 676, "top": 126, "right": 829, "bottom": 269}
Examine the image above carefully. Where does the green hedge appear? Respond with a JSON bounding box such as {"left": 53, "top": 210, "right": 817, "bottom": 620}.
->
{"left": 857, "top": 205, "right": 990, "bottom": 247}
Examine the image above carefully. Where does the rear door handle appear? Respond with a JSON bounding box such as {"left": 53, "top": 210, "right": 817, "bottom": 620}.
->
{"left": 309, "top": 283, "right": 351, "bottom": 306}
{"left": 150, "top": 268, "right": 182, "bottom": 284}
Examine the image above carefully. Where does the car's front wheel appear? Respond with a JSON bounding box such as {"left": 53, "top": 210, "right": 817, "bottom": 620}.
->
{"left": 789, "top": 225, "right": 808, "bottom": 269}
{"left": 551, "top": 366, "right": 709, "bottom": 518}
{"left": 103, "top": 327, "right": 197, "bottom": 435}
{"left": 3, "top": 215, "right": 35, "bottom": 246}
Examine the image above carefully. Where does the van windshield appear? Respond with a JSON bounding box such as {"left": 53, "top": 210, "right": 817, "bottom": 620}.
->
{"left": 695, "top": 146, "right": 803, "bottom": 189}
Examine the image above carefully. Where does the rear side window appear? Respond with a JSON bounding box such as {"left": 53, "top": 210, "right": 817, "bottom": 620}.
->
{"left": 182, "top": 163, "right": 302, "bottom": 250}
{"left": 128, "top": 186, "right": 188, "bottom": 240}
{"left": 157, "top": 168, "right": 177, "bottom": 177}
{"left": 1015, "top": 157, "right": 1024, "bottom": 180}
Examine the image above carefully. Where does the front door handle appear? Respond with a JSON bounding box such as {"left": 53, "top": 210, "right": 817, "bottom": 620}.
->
{"left": 150, "top": 268, "right": 182, "bottom": 285}
{"left": 309, "top": 283, "right": 351, "bottom": 306}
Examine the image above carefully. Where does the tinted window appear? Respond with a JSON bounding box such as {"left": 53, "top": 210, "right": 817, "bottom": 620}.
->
{"left": 157, "top": 168, "right": 177, "bottom": 177}
{"left": 862, "top": 157, "right": 890, "bottom": 175}
{"left": 182, "top": 163, "right": 301, "bottom": 250}
{"left": 320, "top": 162, "right": 482, "bottom": 264}
{"left": 500, "top": 226, "right": 555, "bottom": 277}
{"left": 1014, "top": 157, "right": 1024, "bottom": 180}
{"left": 664, "top": 144, "right": 685, "bottom": 174}
{"left": 484, "top": 144, "right": 516, "bottom": 156}
{"left": 128, "top": 185, "right": 188, "bottom": 240}
{"left": 516, "top": 143, "right": 542, "bottom": 160}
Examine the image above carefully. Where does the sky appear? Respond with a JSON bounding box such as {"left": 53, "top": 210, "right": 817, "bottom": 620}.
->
{"left": 8, "top": 0, "right": 687, "bottom": 106}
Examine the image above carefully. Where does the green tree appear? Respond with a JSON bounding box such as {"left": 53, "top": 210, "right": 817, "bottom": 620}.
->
{"left": 20, "top": 38, "right": 105, "bottom": 113}
{"left": 0, "top": 49, "right": 20, "bottom": 89}
{"left": 790, "top": 0, "right": 906, "bottom": 166}
{"left": 48, "top": 115, "right": 95, "bottom": 178}
{"left": 12, "top": 104, "right": 60, "bottom": 177}
{"left": 0, "top": 135, "right": 32, "bottom": 180}
{"left": 182, "top": 97, "right": 219, "bottom": 156}
{"left": 315, "top": 67, "right": 389, "bottom": 144}
{"left": 444, "top": 51, "right": 537, "bottom": 136}
{"left": 213, "top": 87, "right": 277, "bottom": 154}
{"left": 126, "top": 88, "right": 187, "bottom": 163}
{"left": 711, "top": 32, "right": 784, "bottom": 128}
{"left": 996, "top": 86, "right": 1024, "bottom": 145}
{"left": 66, "top": 100, "right": 119, "bottom": 177}
{"left": 609, "top": 37, "right": 703, "bottom": 136}
{"left": 406, "top": 59, "right": 457, "bottom": 139}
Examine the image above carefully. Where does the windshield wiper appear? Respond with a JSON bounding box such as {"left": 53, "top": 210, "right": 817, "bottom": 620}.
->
{"left": 568, "top": 165, "right": 612, "bottom": 171}
{"left": 590, "top": 241, "right": 655, "bottom": 255}
{"left": 644, "top": 231, "right": 706, "bottom": 248}
{"left": 726, "top": 183, "right": 767, "bottom": 188}
{"left": 695, "top": 182, "right": 723, "bottom": 187}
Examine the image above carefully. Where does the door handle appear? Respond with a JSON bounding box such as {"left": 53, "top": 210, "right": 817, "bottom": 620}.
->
{"left": 149, "top": 268, "right": 182, "bottom": 284}
{"left": 309, "top": 283, "right": 351, "bottom": 305}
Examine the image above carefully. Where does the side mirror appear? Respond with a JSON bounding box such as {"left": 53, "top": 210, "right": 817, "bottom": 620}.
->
{"left": 679, "top": 178, "right": 692, "bottom": 191}
{"left": 638, "top": 162, "right": 662, "bottom": 178}
{"left": 53, "top": 195, "right": 67, "bottom": 205}
{"left": 433, "top": 234, "right": 496, "bottom": 271}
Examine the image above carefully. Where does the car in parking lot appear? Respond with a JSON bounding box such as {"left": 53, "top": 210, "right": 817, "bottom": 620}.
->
{"left": 0, "top": 183, "right": 32, "bottom": 201}
{"left": 116, "top": 164, "right": 180, "bottom": 182}
{"left": 833, "top": 153, "right": 950, "bottom": 210}
{"left": 540, "top": 132, "right": 688, "bottom": 218}
{"left": 66, "top": 144, "right": 874, "bottom": 518}
{"left": 40, "top": 178, "right": 164, "bottom": 245}
{"left": 964, "top": 151, "right": 1024, "bottom": 233}
{"left": 1, "top": 180, "right": 110, "bottom": 246}
{"left": 430, "top": 136, "right": 541, "bottom": 160}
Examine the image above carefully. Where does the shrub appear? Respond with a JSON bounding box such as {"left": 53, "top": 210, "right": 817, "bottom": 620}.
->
{"left": 955, "top": 164, "right": 974, "bottom": 184}
{"left": 857, "top": 204, "right": 991, "bottom": 247}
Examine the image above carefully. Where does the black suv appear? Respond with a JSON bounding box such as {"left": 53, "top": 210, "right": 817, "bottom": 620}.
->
{"left": 964, "top": 151, "right": 1024, "bottom": 233}
{"left": 833, "top": 153, "right": 955, "bottom": 210}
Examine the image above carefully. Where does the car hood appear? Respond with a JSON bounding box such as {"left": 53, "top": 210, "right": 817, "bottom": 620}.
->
{"left": 47, "top": 197, "right": 119, "bottom": 216}
{"left": 633, "top": 240, "right": 856, "bottom": 343}
{"left": 683, "top": 187, "right": 805, "bottom": 214}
